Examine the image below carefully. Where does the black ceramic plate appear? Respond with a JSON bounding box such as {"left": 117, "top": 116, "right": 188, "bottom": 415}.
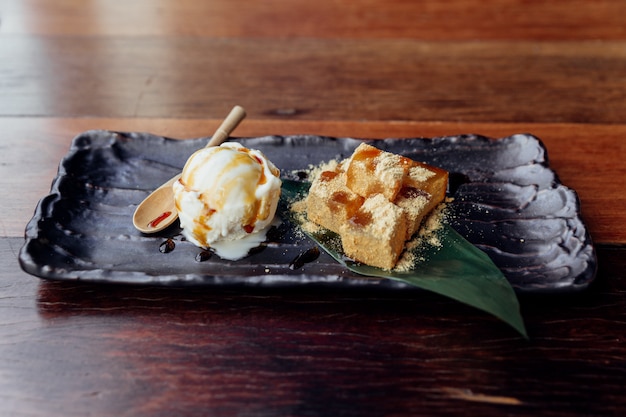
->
{"left": 19, "top": 131, "right": 596, "bottom": 293}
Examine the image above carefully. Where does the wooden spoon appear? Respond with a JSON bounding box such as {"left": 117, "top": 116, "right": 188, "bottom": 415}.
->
{"left": 132, "top": 105, "right": 246, "bottom": 233}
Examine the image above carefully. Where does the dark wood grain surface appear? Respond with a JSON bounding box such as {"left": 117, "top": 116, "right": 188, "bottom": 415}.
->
{"left": 3, "top": 239, "right": 626, "bottom": 416}
{"left": 2, "top": 37, "right": 625, "bottom": 123}
{"left": 1, "top": 1, "right": 625, "bottom": 416}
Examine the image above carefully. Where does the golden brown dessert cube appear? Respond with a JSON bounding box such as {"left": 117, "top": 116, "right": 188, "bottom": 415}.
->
{"left": 405, "top": 162, "right": 448, "bottom": 204}
{"left": 395, "top": 163, "right": 448, "bottom": 237}
{"left": 306, "top": 169, "right": 364, "bottom": 235}
{"left": 340, "top": 194, "right": 407, "bottom": 270}
{"left": 394, "top": 187, "right": 431, "bottom": 238}
{"left": 345, "top": 143, "right": 413, "bottom": 201}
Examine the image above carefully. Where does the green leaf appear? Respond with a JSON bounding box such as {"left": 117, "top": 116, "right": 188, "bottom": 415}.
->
{"left": 281, "top": 179, "right": 528, "bottom": 338}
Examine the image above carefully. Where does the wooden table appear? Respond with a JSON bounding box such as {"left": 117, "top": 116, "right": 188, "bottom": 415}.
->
{"left": 2, "top": 1, "right": 625, "bottom": 415}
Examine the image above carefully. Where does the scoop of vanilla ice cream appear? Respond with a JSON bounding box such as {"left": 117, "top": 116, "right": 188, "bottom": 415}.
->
{"left": 172, "top": 142, "right": 281, "bottom": 256}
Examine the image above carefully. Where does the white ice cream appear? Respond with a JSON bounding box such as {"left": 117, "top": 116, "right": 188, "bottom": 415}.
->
{"left": 173, "top": 142, "right": 282, "bottom": 260}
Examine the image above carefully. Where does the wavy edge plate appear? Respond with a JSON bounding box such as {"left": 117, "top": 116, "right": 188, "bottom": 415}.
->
{"left": 19, "top": 131, "right": 597, "bottom": 293}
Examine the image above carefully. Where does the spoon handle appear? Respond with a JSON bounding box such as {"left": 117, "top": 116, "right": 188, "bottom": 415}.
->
{"left": 208, "top": 105, "right": 247, "bottom": 147}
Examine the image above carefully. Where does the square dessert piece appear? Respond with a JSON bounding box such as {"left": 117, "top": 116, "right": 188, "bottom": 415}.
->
{"left": 345, "top": 143, "right": 413, "bottom": 201}
{"left": 394, "top": 187, "right": 431, "bottom": 238}
{"left": 339, "top": 194, "right": 407, "bottom": 270}
{"left": 396, "top": 164, "right": 448, "bottom": 237}
{"left": 306, "top": 169, "right": 364, "bottom": 235}
{"left": 405, "top": 162, "right": 448, "bottom": 203}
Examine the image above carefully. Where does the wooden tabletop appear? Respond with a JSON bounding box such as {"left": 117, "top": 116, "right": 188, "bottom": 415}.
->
{"left": 2, "top": 1, "right": 625, "bottom": 416}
